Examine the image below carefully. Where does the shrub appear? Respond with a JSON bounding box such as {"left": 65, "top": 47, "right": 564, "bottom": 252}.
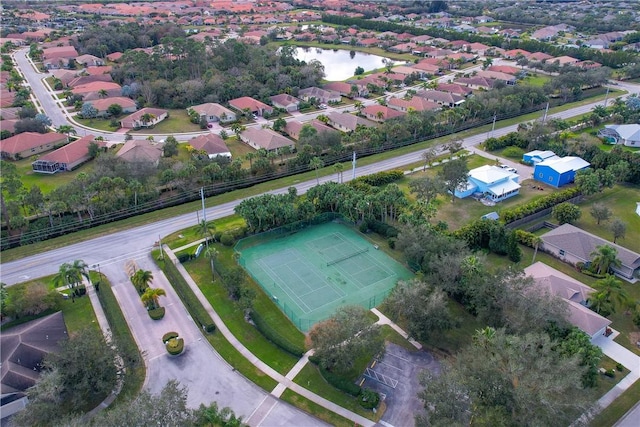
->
{"left": 177, "top": 253, "right": 192, "bottom": 263}
{"left": 388, "top": 238, "right": 395, "bottom": 249}
{"left": 500, "top": 188, "right": 581, "bottom": 224}
{"left": 148, "top": 307, "right": 165, "bottom": 320}
{"left": 162, "top": 331, "right": 179, "bottom": 342}
{"left": 604, "top": 369, "right": 615, "bottom": 378}
{"left": 581, "top": 269, "right": 607, "bottom": 279}
{"left": 166, "top": 337, "right": 184, "bottom": 355}
{"left": 220, "top": 232, "right": 235, "bottom": 247}
{"left": 251, "top": 310, "right": 305, "bottom": 357}
{"left": 359, "top": 388, "right": 380, "bottom": 409}
{"left": 350, "top": 170, "right": 404, "bottom": 186}
{"left": 514, "top": 229, "right": 538, "bottom": 247}
{"left": 502, "top": 146, "right": 525, "bottom": 159}
{"left": 368, "top": 219, "right": 398, "bottom": 238}
{"left": 309, "top": 357, "right": 361, "bottom": 396}
{"left": 616, "top": 363, "right": 624, "bottom": 372}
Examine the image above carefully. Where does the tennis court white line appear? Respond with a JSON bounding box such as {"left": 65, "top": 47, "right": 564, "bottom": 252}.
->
{"left": 256, "top": 257, "right": 312, "bottom": 314}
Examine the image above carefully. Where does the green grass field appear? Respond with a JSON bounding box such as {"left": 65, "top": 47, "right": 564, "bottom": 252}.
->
{"left": 128, "top": 109, "right": 202, "bottom": 134}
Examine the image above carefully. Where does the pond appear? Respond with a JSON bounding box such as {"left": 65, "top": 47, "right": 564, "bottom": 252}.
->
{"left": 292, "top": 47, "right": 402, "bottom": 81}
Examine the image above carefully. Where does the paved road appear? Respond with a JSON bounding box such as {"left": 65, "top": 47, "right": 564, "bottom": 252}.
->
{"left": 3, "top": 80, "right": 639, "bottom": 286}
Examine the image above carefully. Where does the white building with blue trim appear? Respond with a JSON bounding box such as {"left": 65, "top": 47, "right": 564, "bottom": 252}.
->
{"left": 523, "top": 150, "right": 558, "bottom": 165}
{"left": 454, "top": 165, "right": 520, "bottom": 202}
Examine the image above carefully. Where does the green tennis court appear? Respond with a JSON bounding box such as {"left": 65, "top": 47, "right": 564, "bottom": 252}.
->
{"left": 237, "top": 221, "right": 413, "bottom": 331}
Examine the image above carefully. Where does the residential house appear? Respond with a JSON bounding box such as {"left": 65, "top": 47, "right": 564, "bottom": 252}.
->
{"left": 120, "top": 107, "right": 168, "bottom": 129}
{"left": 388, "top": 96, "right": 440, "bottom": 113}
{"left": 0, "top": 312, "right": 68, "bottom": 419}
{"left": 228, "top": 96, "right": 273, "bottom": 117}
{"left": 326, "top": 112, "right": 377, "bottom": 133}
{"left": 391, "top": 65, "right": 422, "bottom": 78}
{"left": 476, "top": 70, "right": 516, "bottom": 85}
{"left": 361, "top": 105, "right": 405, "bottom": 122}
{"left": 298, "top": 87, "right": 341, "bottom": 105}
{"left": 270, "top": 94, "right": 301, "bottom": 112}
{"left": 85, "top": 66, "right": 113, "bottom": 76}
{"left": 436, "top": 83, "right": 472, "bottom": 97}
{"left": 323, "top": 81, "right": 368, "bottom": 98}
{"left": 487, "top": 65, "right": 520, "bottom": 75}
{"left": 541, "top": 224, "right": 640, "bottom": 280}
{"left": 527, "top": 51, "right": 554, "bottom": 62}
{"left": 454, "top": 165, "right": 520, "bottom": 202}
{"left": 503, "top": 48, "right": 531, "bottom": 59}
{"left": 32, "top": 134, "right": 101, "bottom": 173}
{"left": 42, "top": 45, "right": 79, "bottom": 69}
{"left": 415, "top": 90, "right": 465, "bottom": 107}
{"left": 87, "top": 96, "right": 137, "bottom": 118}
{"left": 106, "top": 52, "right": 123, "bottom": 62}
{"left": 189, "top": 103, "right": 236, "bottom": 124}
{"left": 599, "top": 124, "right": 640, "bottom": 147}
{"left": 67, "top": 74, "right": 113, "bottom": 88}
{"left": 188, "top": 134, "right": 231, "bottom": 158}
{"left": 284, "top": 119, "right": 338, "bottom": 140}
{"left": 74, "top": 54, "right": 104, "bottom": 67}
{"left": 524, "top": 262, "right": 611, "bottom": 341}
{"left": 412, "top": 61, "right": 441, "bottom": 75}
{"left": 523, "top": 150, "right": 559, "bottom": 165}
{"left": 410, "top": 34, "right": 433, "bottom": 45}
{"left": 239, "top": 127, "right": 294, "bottom": 152}
{"left": 533, "top": 156, "right": 590, "bottom": 187}
{"left": 116, "top": 139, "right": 163, "bottom": 164}
{"left": 0, "top": 132, "right": 67, "bottom": 160}
{"left": 467, "top": 42, "right": 490, "bottom": 55}
{"left": 356, "top": 38, "right": 379, "bottom": 48}
{"left": 71, "top": 81, "right": 122, "bottom": 101}
{"left": 553, "top": 56, "right": 580, "bottom": 66}
{"left": 388, "top": 42, "right": 417, "bottom": 53}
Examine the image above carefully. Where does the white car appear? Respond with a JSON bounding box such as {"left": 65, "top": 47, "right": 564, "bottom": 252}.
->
{"left": 499, "top": 164, "right": 517, "bottom": 173}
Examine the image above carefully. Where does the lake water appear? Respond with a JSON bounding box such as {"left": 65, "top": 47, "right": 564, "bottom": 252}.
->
{"left": 293, "top": 47, "right": 401, "bottom": 81}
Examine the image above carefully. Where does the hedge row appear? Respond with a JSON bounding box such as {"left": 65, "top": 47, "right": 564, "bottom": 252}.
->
{"left": 484, "top": 132, "right": 529, "bottom": 151}
{"left": 500, "top": 188, "right": 581, "bottom": 224}
{"left": 162, "top": 331, "right": 179, "bottom": 342}
{"left": 350, "top": 170, "right": 404, "bottom": 187}
{"left": 251, "top": 310, "right": 305, "bottom": 357}
{"left": 160, "top": 253, "right": 216, "bottom": 333}
{"left": 514, "top": 229, "right": 539, "bottom": 248}
{"left": 367, "top": 219, "right": 399, "bottom": 238}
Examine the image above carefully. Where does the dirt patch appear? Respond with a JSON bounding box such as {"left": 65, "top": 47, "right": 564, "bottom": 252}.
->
{"left": 629, "top": 331, "right": 640, "bottom": 347}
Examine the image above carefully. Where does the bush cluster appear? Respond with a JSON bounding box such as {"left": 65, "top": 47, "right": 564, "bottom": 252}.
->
{"left": 148, "top": 307, "right": 165, "bottom": 320}
{"left": 251, "top": 310, "right": 305, "bottom": 357}
{"left": 350, "top": 170, "right": 404, "bottom": 187}
{"left": 367, "top": 219, "right": 399, "bottom": 238}
{"left": 500, "top": 188, "right": 581, "bottom": 224}
{"left": 514, "top": 229, "right": 539, "bottom": 248}
{"left": 484, "top": 132, "right": 529, "bottom": 151}
{"left": 162, "top": 331, "right": 179, "bottom": 342}
{"left": 220, "top": 226, "right": 249, "bottom": 247}
{"left": 166, "top": 337, "right": 184, "bottom": 355}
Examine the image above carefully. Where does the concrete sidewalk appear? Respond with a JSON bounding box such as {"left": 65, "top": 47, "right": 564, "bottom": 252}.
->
{"left": 163, "top": 245, "right": 376, "bottom": 427}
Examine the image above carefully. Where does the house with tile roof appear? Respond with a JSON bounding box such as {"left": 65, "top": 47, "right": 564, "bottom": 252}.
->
{"left": 228, "top": 96, "right": 273, "bottom": 117}
{"left": 361, "top": 105, "right": 405, "bottom": 123}
{"left": 415, "top": 90, "right": 465, "bottom": 107}
{"left": 75, "top": 54, "right": 104, "bottom": 67}
{"left": 298, "top": 87, "right": 341, "bottom": 105}
{"left": 116, "top": 139, "right": 163, "bottom": 164}
{"left": 270, "top": 94, "right": 301, "bottom": 112}
{"left": 323, "top": 81, "right": 368, "bottom": 98}
{"left": 524, "top": 262, "right": 611, "bottom": 340}
{"left": 477, "top": 70, "right": 517, "bottom": 85}
{"left": 188, "top": 103, "right": 236, "bottom": 124}
{"left": 326, "top": 112, "right": 377, "bottom": 133}
{"left": 71, "top": 81, "right": 122, "bottom": 101}
{"left": 284, "top": 119, "right": 338, "bottom": 140}
{"left": 527, "top": 52, "right": 554, "bottom": 62}
{"left": 87, "top": 97, "right": 137, "bottom": 118}
{"left": 239, "top": 127, "right": 294, "bottom": 152}
{"left": 120, "top": 108, "right": 168, "bottom": 129}
{"left": 552, "top": 56, "right": 580, "bottom": 66}
{"left": 387, "top": 96, "right": 440, "bottom": 113}
{"left": 540, "top": 224, "right": 640, "bottom": 280}
{"left": 0, "top": 132, "right": 67, "bottom": 160}
{"left": 43, "top": 46, "right": 79, "bottom": 69}
{"left": 32, "top": 134, "right": 102, "bottom": 173}
{"left": 436, "top": 83, "right": 472, "bottom": 97}
{"left": 188, "top": 134, "right": 231, "bottom": 158}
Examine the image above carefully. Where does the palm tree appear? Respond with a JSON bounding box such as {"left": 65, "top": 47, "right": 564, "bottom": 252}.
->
{"left": 56, "top": 124, "right": 77, "bottom": 142}
{"left": 593, "top": 275, "right": 630, "bottom": 310}
{"left": 141, "top": 287, "right": 166, "bottom": 310}
{"left": 588, "top": 290, "right": 614, "bottom": 317}
{"left": 245, "top": 152, "right": 255, "bottom": 168}
{"left": 52, "top": 260, "right": 90, "bottom": 292}
{"left": 354, "top": 101, "right": 364, "bottom": 114}
{"left": 131, "top": 269, "right": 154, "bottom": 294}
{"left": 140, "top": 113, "right": 156, "bottom": 128}
{"left": 590, "top": 245, "right": 622, "bottom": 275}
{"left": 531, "top": 235, "right": 542, "bottom": 264}
{"left": 98, "top": 89, "right": 108, "bottom": 99}
{"left": 204, "top": 246, "right": 219, "bottom": 281}
{"left": 334, "top": 162, "right": 344, "bottom": 183}
{"left": 309, "top": 156, "right": 324, "bottom": 185}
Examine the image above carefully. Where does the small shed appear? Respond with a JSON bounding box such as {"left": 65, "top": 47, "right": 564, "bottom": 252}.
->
{"left": 481, "top": 211, "right": 499, "bottom": 220}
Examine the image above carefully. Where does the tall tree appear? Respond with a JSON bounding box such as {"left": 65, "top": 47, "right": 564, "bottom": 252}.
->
{"left": 141, "top": 287, "right": 166, "bottom": 310}
{"left": 308, "top": 305, "right": 383, "bottom": 373}
{"left": 417, "top": 328, "right": 594, "bottom": 427}
{"left": 590, "top": 245, "right": 621, "bottom": 275}
{"left": 309, "top": 156, "right": 324, "bottom": 185}
{"left": 438, "top": 157, "right": 469, "bottom": 202}
{"left": 52, "top": 260, "right": 90, "bottom": 292}
{"left": 610, "top": 218, "right": 627, "bottom": 243}
{"left": 131, "top": 269, "right": 154, "bottom": 293}
{"left": 589, "top": 203, "right": 611, "bottom": 225}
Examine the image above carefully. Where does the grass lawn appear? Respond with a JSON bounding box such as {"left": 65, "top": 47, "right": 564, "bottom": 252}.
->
{"left": 280, "top": 389, "right": 355, "bottom": 427}
{"left": 182, "top": 241, "right": 303, "bottom": 375}
{"left": 75, "top": 116, "right": 119, "bottom": 132}
{"left": 91, "top": 270, "right": 145, "bottom": 404}
{"left": 590, "top": 378, "right": 640, "bottom": 427}
{"left": 573, "top": 185, "right": 640, "bottom": 254}
{"left": 599, "top": 143, "right": 640, "bottom": 153}
{"left": 222, "top": 136, "right": 256, "bottom": 163}
{"left": 12, "top": 154, "right": 94, "bottom": 194}
{"left": 594, "top": 355, "right": 630, "bottom": 398}
{"left": 522, "top": 74, "right": 551, "bottom": 87}
{"left": 128, "top": 109, "right": 201, "bottom": 135}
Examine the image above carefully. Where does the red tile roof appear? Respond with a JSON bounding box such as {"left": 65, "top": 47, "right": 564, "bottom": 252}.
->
{"left": 0, "top": 132, "right": 66, "bottom": 155}
{"left": 39, "top": 134, "right": 100, "bottom": 164}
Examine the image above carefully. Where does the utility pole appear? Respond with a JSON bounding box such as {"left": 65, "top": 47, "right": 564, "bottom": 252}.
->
{"left": 603, "top": 87, "right": 610, "bottom": 108}
{"left": 542, "top": 102, "right": 549, "bottom": 124}
{"left": 351, "top": 151, "right": 356, "bottom": 180}
{"left": 200, "top": 187, "right": 207, "bottom": 224}
{"left": 490, "top": 114, "right": 496, "bottom": 138}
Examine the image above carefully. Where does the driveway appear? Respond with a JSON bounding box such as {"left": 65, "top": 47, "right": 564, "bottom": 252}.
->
{"left": 102, "top": 254, "right": 325, "bottom": 425}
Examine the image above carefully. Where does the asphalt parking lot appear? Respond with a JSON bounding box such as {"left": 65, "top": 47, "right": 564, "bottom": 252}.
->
{"left": 359, "top": 342, "right": 441, "bottom": 427}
